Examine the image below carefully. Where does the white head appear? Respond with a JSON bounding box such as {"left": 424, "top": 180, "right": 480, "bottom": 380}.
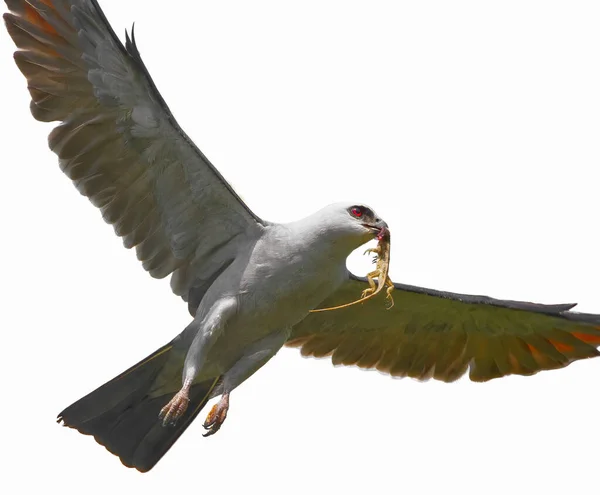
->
{"left": 298, "top": 202, "right": 389, "bottom": 252}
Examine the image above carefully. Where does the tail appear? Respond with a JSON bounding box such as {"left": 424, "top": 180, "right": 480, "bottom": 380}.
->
{"left": 57, "top": 343, "right": 219, "bottom": 472}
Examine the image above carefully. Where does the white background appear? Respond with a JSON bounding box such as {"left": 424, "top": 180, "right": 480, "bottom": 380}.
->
{"left": 1, "top": 1, "right": 599, "bottom": 493}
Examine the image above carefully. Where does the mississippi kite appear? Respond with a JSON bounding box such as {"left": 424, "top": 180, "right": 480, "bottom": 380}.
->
{"left": 4, "top": 0, "right": 600, "bottom": 473}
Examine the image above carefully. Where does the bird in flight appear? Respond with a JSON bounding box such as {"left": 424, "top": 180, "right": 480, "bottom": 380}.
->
{"left": 4, "top": 0, "right": 600, "bottom": 473}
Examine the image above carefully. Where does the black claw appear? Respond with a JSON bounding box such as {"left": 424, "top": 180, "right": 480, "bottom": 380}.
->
{"left": 202, "top": 428, "right": 218, "bottom": 438}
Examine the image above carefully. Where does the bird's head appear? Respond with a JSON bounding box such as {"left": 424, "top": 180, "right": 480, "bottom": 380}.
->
{"left": 308, "top": 202, "right": 389, "bottom": 251}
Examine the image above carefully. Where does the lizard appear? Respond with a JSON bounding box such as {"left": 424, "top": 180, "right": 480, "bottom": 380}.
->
{"left": 310, "top": 227, "right": 394, "bottom": 312}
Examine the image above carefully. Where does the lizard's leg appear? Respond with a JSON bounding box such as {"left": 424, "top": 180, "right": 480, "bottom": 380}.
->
{"left": 364, "top": 246, "right": 382, "bottom": 256}
{"left": 159, "top": 297, "right": 237, "bottom": 426}
{"left": 385, "top": 278, "right": 395, "bottom": 308}
{"left": 361, "top": 269, "right": 380, "bottom": 298}
{"left": 202, "top": 328, "right": 290, "bottom": 437}
{"left": 362, "top": 244, "right": 383, "bottom": 298}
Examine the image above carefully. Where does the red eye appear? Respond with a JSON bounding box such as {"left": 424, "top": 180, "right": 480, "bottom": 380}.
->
{"left": 351, "top": 207, "right": 363, "bottom": 217}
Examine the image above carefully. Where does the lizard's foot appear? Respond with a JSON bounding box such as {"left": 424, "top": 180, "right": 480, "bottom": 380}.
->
{"left": 361, "top": 288, "right": 375, "bottom": 299}
{"left": 385, "top": 283, "right": 395, "bottom": 309}
{"left": 364, "top": 247, "right": 381, "bottom": 256}
{"left": 159, "top": 388, "right": 190, "bottom": 426}
{"left": 203, "top": 392, "right": 230, "bottom": 437}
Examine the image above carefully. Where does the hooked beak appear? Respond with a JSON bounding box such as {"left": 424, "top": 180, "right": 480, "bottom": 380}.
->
{"left": 362, "top": 219, "right": 389, "bottom": 239}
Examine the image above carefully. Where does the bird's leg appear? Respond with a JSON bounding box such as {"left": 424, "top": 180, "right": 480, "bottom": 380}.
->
{"left": 159, "top": 378, "right": 192, "bottom": 426}
{"left": 159, "top": 298, "right": 236, "bottom": 427}
{"left": 202, "top": 328, "right": 290, "bottom": 437}
{"left": 202, "top": 392, "right": 230, "bottom": 437}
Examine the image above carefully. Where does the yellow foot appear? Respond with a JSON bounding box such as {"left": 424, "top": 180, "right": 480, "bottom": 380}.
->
{"left": 364, "top": 247, "right": 381, "bottom": 256}
{"left": 361, "top": 288, "right": 374, "bottom": 299}
{"left": 203, "top": 393, "right": 230, "bottom": 437}
{"left": 159, "top": 389, "right": 190, "bottom": 426}
{"left": 385, "top": 285, "right": 395, "bottom": 309}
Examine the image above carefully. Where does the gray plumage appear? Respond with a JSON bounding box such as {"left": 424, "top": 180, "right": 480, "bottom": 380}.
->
{"left": 4, "top": 0, "right": 600, "bottom": 473}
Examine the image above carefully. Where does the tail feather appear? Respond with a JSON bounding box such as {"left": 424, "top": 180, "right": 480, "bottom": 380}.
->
{"left": 58, "top": 343, "right": 219, "bottom": 472}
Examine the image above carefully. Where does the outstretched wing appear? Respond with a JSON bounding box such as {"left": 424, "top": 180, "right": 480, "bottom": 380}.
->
{"left": 287, "top": 275, "right": 600, "bottom": 382}
{"left": 3, "top": 0, "right": 264, "bottom": 300}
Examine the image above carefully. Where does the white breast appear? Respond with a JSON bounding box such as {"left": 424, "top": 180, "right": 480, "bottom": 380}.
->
{"left": 235, "top": 225, "right": 349, "bottom": 330}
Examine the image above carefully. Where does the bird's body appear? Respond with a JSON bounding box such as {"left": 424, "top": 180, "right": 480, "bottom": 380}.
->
{"left": 167, "top": 208, "right": 367, "bottom": 385}
{"left": 4, "top": 0, "right": 600, "bottom": 473}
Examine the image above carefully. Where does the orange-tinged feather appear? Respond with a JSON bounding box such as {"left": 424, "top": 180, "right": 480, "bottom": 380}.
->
{"left": 24, "top": 4, "right": 57, "bottom": 35}
{"left": 507, "top": 352, "right": 522, "bottom": 374}
{"left": 573, "top": 332, "right": 600, "bottom": 344}
{"left": 526, "top": 344, "right": 555, "bottom": 367}
{"left": 549, "top": 341, "right": 574, "bottom": 354}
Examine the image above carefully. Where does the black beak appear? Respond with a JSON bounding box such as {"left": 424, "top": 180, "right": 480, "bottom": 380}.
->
{"left": 374, "top": 218, "right": 388, "bottom": 230}
{"left": 362, "top": 218, "right": 389, "bottom": 238}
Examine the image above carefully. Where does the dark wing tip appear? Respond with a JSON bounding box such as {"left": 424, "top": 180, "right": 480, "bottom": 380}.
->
{"left": 387, "top": 279, "right": 582, "bottom": 318}
{"left": 560, "top": 311, "right": 600, "bottom": 324}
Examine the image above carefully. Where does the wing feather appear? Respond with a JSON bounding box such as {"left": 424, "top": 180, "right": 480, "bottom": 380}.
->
{"left": 288, "top": 276, "right": 600, "bottom": 382}
{"left": 4, "top": 0, "right": 263, "bottom": 299}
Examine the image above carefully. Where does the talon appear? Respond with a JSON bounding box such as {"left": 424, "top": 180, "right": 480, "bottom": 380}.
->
{"left": 203, "top": 393, "right": 229, "bottom": 437}
{"left": 159, "top": 388, "right": 190, "bottom": 426}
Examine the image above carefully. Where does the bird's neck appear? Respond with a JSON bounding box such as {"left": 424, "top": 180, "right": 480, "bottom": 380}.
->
{"left": 283, "top": 220, "right": 363, "bottom": 262}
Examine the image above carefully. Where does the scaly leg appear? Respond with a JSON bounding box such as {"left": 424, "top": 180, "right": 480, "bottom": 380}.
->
{"left": 385, "top": 278, "right": 395, "bottom": 309}
{"left": 202, "top": 392, "right": 229, "bottom": 437}
{"left": 361, "top": 269, "right": 380, "bottom": 299}
{"left": 361, "top": 246, "right": 383, "bottom": 298}
{"left": 202, "top": 328, "right": 290, "bottom": 437}
{"left": 159, "top": 378, "right": 193, "bottom": 426}
{"left": 364, "top": 247, "right": 380, "bottom": 255}
{"left": 159, "top": 297, "right": 236, "bottom": 426}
